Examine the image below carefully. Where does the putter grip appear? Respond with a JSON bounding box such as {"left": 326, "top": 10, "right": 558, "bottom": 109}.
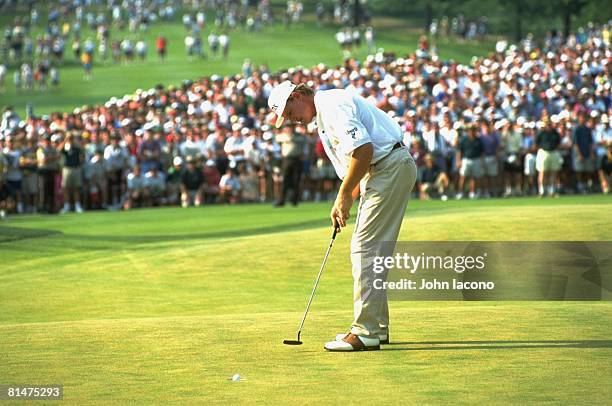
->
{"left": 332, "top": 227, "right": 339, "bottom": 239}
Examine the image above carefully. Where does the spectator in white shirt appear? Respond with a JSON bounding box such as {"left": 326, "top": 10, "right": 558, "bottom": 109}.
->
{"left": 208, "top": 32, "right": 219, "bottom": 58}
{"left": 219, "top": 33, "right": 229, "bottom": 59}
{"left": 219, "top": 166, "right": 241, "bottom": 204}
{"left": 124, "top": 165, "right": 144, "bottom": 209}
{"left": 144, "top": 166, "right": 165, "bottom": 206}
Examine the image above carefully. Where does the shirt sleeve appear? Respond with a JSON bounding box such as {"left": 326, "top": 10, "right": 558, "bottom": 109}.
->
{"left": 223, "top": 139, "right": 234, "bottom": 154}
{"left": 329, "top": 101, "right": 372, "bottom": 156}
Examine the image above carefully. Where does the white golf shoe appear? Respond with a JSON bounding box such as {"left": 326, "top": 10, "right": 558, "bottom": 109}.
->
{"left": 335, "top": 331, "right": 389, "bottom": 344}
{"left": 324, "top": 333, "right": 380, "bottom": 352}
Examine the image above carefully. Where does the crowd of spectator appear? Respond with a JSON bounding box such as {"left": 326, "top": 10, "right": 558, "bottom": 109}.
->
{"left": 335, "top": 26, "right": 376, "bottom": 57}
{"left": 1, "top": 21, "right": 611, "bottom": 218}
{"left": 429, "top": 15, "right": 489, "bottom": 41}
{"left": 0, "top": 0, "right": 277, "bottom": 84}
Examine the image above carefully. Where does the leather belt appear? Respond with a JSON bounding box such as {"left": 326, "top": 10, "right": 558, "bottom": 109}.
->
{"left": 371, "top": 142, "right": 405, "bottom": 168}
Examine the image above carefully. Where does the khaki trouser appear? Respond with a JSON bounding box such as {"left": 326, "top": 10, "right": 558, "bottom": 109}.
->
{"left": 350, "top": 146, "right": 417, "bottom": 338}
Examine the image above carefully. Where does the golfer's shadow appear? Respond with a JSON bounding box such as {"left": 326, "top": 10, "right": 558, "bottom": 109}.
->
{"left": 382, "top": 340, "right": 612, "bottom": 351}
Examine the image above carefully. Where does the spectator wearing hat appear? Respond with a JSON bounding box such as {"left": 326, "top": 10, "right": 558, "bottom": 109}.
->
{"left": 4, "top": 136, "right": 24, "bottom": 213}
{"left": 422, "top": 120, "right": 450, "bottom": 177}
{"left": 104, "top": 133, "right": 128, "bottom": 207}
{"left": 479, "top": 120, "right": 500, "bottom": 198}
{"left": 501, "top": 121, "right": 523, "bottom": 197}
{"left": 144, "top": 166, "right": 165, "bottom": 206}
{"left": 535, "top": 117, "right": 562, "bottom": 197}
{"left": 557, "top": 118, "right": 574, "bottom": 194}
{"left": 203, "top": 159, "right": 221, "bottom": 203}
{"left": 275, "top": 123, "right": 306, "bottom": 207}
{"left": 19, "top": 137, "right": 39, "bottom": 213}
{"left": 124, "top": 164, "right": 145, "bottom": 209}
{"left": 420, "top": 154, "right": 449, "bottom": 200}
{"left": 572, "top": 112, "right": 595, "bottom": 193}
{"left": 165, "top": 156, "right": 183, "bottom": 205}
{"left": 243, "top": 127, "right": 265, "bottom": 200}
{"left": 86, "top": 149, "right": 107, "bottom": 209}
{"left": 456, "top": 124, "right": 484, "bottom": 199}
{"left": 261, "top": 129, "right": 282, "bottom": 202}
{"left": 594, "top": 115, "right": 611, "bottom": 172}
{"left": 161, "top": 132, "right": 180, "bottom": 169}
{"left": 181, "top": 156, "right": 204, "bottom": 207}
{"left": 208, "top": 128, "right": 230, "bottom": 175}
{"left": 224, "top": 125, "right": 246, "bottom": 167}
{"left": 219, "top": 166, "right": 241, "bottom": 204}
{"left": 58, "top": 132, "right": 85, "bottom": 213}
{"left": 37, "top": 134, "right": 60, "bottom": 213}
{"left": 522, "top": 125, "right": 538, "bottom": 195}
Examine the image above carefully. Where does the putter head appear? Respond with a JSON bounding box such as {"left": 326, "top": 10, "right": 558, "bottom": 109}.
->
{"left": 283, "top": 339, "right": 303, "bottom": 345}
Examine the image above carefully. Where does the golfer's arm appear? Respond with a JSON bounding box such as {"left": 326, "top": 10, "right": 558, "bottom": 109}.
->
{"left": 338, "top": 143, "right": 373, "bottom": 198}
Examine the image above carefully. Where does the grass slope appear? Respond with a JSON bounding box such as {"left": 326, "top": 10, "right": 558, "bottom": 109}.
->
{"left": 0, "top": 195, "right": 611, "bottom": 403}
{"left": 0, "top": 13, "right": 495, "bottom": 117}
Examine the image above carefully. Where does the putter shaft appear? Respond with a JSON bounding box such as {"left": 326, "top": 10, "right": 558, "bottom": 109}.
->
{"left": 293, "top": 227, "right": 338, "bottom": 338}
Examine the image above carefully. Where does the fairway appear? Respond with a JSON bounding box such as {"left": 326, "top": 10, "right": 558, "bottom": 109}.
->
{"left": 1, "top": 196, "right": 611, "bottom": 403}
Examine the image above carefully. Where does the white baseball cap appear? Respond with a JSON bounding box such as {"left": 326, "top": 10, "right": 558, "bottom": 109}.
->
{"left": 268, "top": 80, "right": 296, "bottom": 128}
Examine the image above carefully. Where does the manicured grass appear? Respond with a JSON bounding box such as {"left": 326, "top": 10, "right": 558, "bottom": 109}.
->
{"left": 0, "top": 195, "right": 611, "bottom": 403}
{"left": 0, "top": 12, "right": 495, "bottom": 117}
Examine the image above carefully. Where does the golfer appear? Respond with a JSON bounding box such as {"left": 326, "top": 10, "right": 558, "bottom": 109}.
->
{"left": 268, "top": 81, "right": 417, "bottom": 351}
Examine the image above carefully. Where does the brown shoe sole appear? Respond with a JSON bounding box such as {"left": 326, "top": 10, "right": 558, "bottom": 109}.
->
{"left": 344, "top": 333, "right": 381, "bottom": 351}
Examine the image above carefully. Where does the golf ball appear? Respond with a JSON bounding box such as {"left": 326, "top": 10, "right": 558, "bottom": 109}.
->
{"left": 231, "top": 374, "right": 241, "bottom": 382}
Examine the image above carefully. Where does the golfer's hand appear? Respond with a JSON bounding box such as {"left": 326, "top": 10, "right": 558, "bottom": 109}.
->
{"left": 331, "top": 190, "right": 353, "bottom": 231}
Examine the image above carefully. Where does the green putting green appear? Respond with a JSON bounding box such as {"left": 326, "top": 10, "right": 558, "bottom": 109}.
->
{"left": 1, "top": 195, "right": 611, "bottom": 403}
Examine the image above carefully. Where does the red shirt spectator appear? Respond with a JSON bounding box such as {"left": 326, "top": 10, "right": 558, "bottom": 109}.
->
{"left": 156, "top": 36, "right": 167, "bottom": 60}
{"left": 315, "top": 138, "right": 330, "bottom": 162}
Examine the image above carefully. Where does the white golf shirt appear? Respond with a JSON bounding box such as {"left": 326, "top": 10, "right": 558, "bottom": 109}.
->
{"left": 314, "top": 89, "right": 403, "bottom": 179}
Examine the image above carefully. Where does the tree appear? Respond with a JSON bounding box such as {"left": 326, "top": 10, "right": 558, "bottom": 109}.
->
{"left": 558, "top": 0, "right": 588, "bottom": 38}
{"left": 500, "top": 0, "right": 541, "bottom": 41}
{"left": 353, "top": 0, "right": 361, "bottom": 27}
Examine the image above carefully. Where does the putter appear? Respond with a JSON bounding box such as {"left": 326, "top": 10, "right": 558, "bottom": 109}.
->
{"left": 283, "top": 226, "right": 339, "bottom": 345}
